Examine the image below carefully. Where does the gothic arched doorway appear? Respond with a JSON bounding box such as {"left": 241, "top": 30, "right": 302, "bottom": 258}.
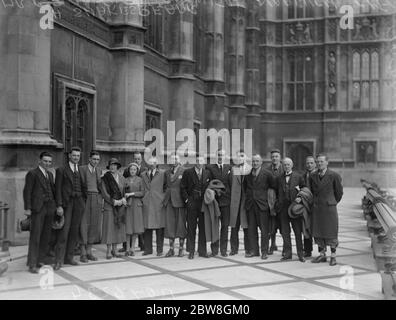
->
{"left": 284, "top": 140, "right": 315, "bottom": 173}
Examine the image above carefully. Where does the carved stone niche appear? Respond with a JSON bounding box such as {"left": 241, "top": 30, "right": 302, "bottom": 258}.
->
{"left": 327, "top": 19, "right": 337, "bottom": 42}
{"left": 286, "top": 22, "right": 313, "bottom": 44}
{"left": 353, "top": 17, "right": 379, "bottom": 41}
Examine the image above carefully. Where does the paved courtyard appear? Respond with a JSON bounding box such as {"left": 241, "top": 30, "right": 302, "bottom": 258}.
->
{"left": 0, "top": 188, "right": 385, "bottom": 300}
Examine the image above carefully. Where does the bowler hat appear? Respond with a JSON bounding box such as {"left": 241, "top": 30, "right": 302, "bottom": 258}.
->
{"left": 106, "top": 158, "right": 122, "bottom": 170}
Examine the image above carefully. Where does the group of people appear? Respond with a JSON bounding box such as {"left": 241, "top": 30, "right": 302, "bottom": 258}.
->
{"left": 23, "top": 147, "right": 343, "bottom": 274}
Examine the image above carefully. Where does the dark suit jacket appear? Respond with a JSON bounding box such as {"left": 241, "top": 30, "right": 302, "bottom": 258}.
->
{"left": 180, "top": 166, "right": 211, "bottom": 203}
{"left": 55, "top": 165, "right": 87, "bottom": 208}
{"left": 163, "top": 165, "right": 185, "bottom": 208}
{"left": 276, "top": 172, "right": 305, "bottom": 210}
{"left": 206, "top": 164, "right": 232, "bottom": 207}
{"left": 244, "top": 167, "right": 275, "bottom": 212}
{"left": 303, "top": 169, "right": 316, "bottom": 190}
{"left": 23, "top": 167, "right": 55, "bottom": 213}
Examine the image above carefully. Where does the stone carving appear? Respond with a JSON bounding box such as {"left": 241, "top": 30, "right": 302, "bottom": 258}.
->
{"left": 328, "top": 82, "right": 336, "bottom": 109}
{"left": 286, "top": 22, "right": 312, "bottom": 44}
{"left": 327, "top": 19, "right": 337, "bottom": 41}
{"left": 328, "top": 51, "right": 336, "bottom": 83}
{"left": 353, "top": 17, "right": 379, "bottom": 41}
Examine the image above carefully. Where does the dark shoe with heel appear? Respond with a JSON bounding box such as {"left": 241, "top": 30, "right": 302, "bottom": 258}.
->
{"left": 165, "top": 249, "right": 175, "bottom": 257}
{"left": 188, "top": 252, "right": 194, "bottom": 260}
{"left": 311, "top": 255, "right": 327, "bottom": 263}
{"left": 329, "top": 257, "right": 337, "bottom": 266}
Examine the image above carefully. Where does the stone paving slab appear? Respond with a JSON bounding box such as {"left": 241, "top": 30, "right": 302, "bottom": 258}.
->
{"left": 0, "top": 188, "right": 384, "bottom": 300}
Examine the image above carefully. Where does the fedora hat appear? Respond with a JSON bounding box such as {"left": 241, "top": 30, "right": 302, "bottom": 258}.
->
{"left": 106, "top": 158, "right": 121, "bottom": 170}
{"left": 288, "top": 202, "right": 305, "bottom": 219}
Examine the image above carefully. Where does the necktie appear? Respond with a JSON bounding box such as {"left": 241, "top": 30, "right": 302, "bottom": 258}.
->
{"left": 74, "top": 164, "right": 77, "bottom": 173}
{"left": 150, "top": 170, "right": 154, "bottom": 181}
{"left": 44, "top": 170, "right": 48, "bottom": 180}
{"left": 197, "top": 169, "right": 201, "bottom": 180}
{"left": 219, "top": 165, "right": 222, "bottom": 174}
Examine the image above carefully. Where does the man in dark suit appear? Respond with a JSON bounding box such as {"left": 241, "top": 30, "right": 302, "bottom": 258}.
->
{"left": 120, "top": 151, "right": 147, "bottom": 253}
{"left": 302, "top": 155, "right": 316, "bottom": 257}
{"left": 23, "top": 152, "right": 56, "bottom": 273}
{"left": 206, "top": 149, "right": 232, "bottom": 257}
{"left": 309, "top": 154, "right": 343, "bottom": 266}
{"left": 267, "top": 149, "right": 284, "bottom": 255}
{"left": 181, "top": 154, "right": 211, "bottom": 259}
{"left": 53, "top": 147, "right": 86, "bottom": 270}
{"left": 276, "top": 157, "right": 306, "bottom": 262}
{"left": 244, "top": 154, "right": 275, "bottom": 260}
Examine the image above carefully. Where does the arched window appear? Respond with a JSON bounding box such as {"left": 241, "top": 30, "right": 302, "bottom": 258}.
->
{"left": 371, "top": 51, "right": 379, "bottom": 79}
{"left": 362, "top": 51, "right": 370, "bottom": 80}
{"left": 353, "top": 52, "right": 360, "bottom": 79}
{"left": 143, "top": 5, "right": 163, "bottom": 53}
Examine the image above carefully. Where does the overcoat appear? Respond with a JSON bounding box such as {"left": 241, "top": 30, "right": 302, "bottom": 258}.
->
{"left": 309, "top": 169, "right": 343, "bottom": 239}
{"left": 141, "top": 169, "right": 166, "bottom": 229}
{"left": 229, "top": 164, "right": 251, "bottom": 228}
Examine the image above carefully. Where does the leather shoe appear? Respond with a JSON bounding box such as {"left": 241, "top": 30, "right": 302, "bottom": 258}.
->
{"left": 329, "top": 257, "right": 337, "bottom": 266}
{"left": 281, "top": 255, "right": 292, "bottom": 261}
{"left": 165, "top": 249, "right": 175, "bottom": 257}
{"left": 118, "top": 247, "right": 126, "bottom": 253}
{"left": 178, "top": 249, "right": 184, "bottom": 257}
{"left": 221, "top": 252, "right": 228, "bottom": 257}
{"left": 311, "top": 255, "right": 327, "bottom": 263}
{"left": 298, "top": 256, "right": 306, "bottom": 263}
{"left": 209, "top": 252, "right": 218, "bottom": 257}
{"left": 245, "top": 252, "right": 259, "bottom": 258}
{"left": 28, "top": 266, "right": 39, "bottom": 274}
{"left": 229, "top": 250, "right": 237, "bottom": 256}
{"left": 65, "top": 259, "right": 78, "bottom": 266}
{"left": 199, "top": 253, "right": 209, "bottom": 258}
{"left": 188, "top": 252, "right": 194, "bottom": 259}
{"left": 261, "top": 254, "right": 268, "bottom": 260}
{"left": 142, "top": 252, "right": 152, "bottom": 256}
{"left": 80, "top": 255, "right": 88, "bottom": 263}
{"left": 87, "top": 254, "right": 98, "bottom": 261}
{"left": 53, "top": 262, "right": 62, "bottom": 271}
{"left": 304, "top": 251, "right": 312, "bottom": 258}
{"left": 157, "top": 252, "right": 163, "bottom": 257}
{"left": 267, "top": 247, "right": 274, "bottom": 255}
{"left": 36, "top": 262, "right": 45, "bottom": 268}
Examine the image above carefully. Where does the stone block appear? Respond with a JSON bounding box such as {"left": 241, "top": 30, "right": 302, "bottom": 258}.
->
{"left": 34, "top": 111, "right": 49, "bottom": 131}
{"left": 17, "top": 110, "right": 34, "bottom": 129}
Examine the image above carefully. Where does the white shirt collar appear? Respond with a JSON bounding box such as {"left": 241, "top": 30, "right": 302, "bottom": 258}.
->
{"left": 69, "top": 162, "right": 78, "bottom": 172}
{"left": 38, "top": 165, "right": 47, "bottom": 177}
{"left": 88, "top": 163, "right": 95, "bottom": 173}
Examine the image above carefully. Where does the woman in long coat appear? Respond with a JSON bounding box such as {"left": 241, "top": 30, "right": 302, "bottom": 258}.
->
{"left": 101, "top": 158, "right": 127, "bottom": 259}
{"left": 124, "top": 162, "right": 145, "bottom": 256}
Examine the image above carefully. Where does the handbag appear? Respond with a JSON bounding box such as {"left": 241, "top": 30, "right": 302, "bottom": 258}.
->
{"left": 20, "top": 215, "right": 31, "bottom": 232}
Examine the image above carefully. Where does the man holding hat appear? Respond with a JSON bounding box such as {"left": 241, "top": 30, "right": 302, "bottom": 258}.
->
{"left": 267, "top": 149, "right": 284, "bottom": 255}
{"left": 276, "top": 157, "right": 306, "bottom": 262}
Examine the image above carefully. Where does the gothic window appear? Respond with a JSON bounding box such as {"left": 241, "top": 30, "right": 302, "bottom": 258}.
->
{"left": 286, "top": 49, "right": 314, "bottom": 111}
{"left": 143, "top": 5, "right": 163, "bottom": 53}
{"left": 287, "top": 0, "right": 314, "bottom": 19}
{"left": 356, "top": 141, "right": 377, "bottom": 165}
{"left": 145, "top": 109, "right": 161, "bottom": 152}
{"left": 352, "top": 48, "right": 380, "bottom": 109}
{"left": 64, "top": 88, "right": 93, "bottom": 164}
{"left": 194, "top": 122, "right": 201, "bottom": 154}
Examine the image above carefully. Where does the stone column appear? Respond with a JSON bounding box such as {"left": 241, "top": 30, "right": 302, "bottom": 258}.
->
{"left": 166, "top": 8, "right": 195, "bottom": 152}
{"left": 104, "top": 2, "right": 145, "bottom": 154}
{"left": 0, "top": 1, "right": 56, "bottom": 146}
{"left": 245, "top": 0, "right": 260, "bottom": 154}
{"left": 225, "top": 0, "right": 246, "bottom": 138}
{"left": 202, "top": 0, "right": 225, "bottom": 131}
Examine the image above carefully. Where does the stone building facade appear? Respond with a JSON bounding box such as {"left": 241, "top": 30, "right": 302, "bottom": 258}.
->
{"left": 0, "top": 0, "right": 396, "bottom": 243}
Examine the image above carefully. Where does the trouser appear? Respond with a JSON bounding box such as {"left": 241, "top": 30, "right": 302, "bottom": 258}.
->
{"left": 269, "top": 214, "right": 281, "bottom": 247}
{"left": 143, "top": 228, "right": 164, "bottom": 254}
{"left": 186, "top": 199, "right": 207, "bottom": 255}
{"left": 210, "top": 205, "right": 230, "bottom": 255}
{"left": 304, "top": 237, "right": 313, "bottom": 254}
{"left": 122, "top": 234, "right": 144, "bottom": 251}
{"left": 230, "top": 211, "right": 250, "bottom": 254}
{"left": 54, "top": 196, "right": 85, "bottom": 264}
{"left": 280, "top": 204, "right": 304, "bottom": 257}
{"left": 27, "top": 200, "right": 55, "bottom": 267}
{"left": 247, "top": 203, "right": 270, "bottom": 255}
